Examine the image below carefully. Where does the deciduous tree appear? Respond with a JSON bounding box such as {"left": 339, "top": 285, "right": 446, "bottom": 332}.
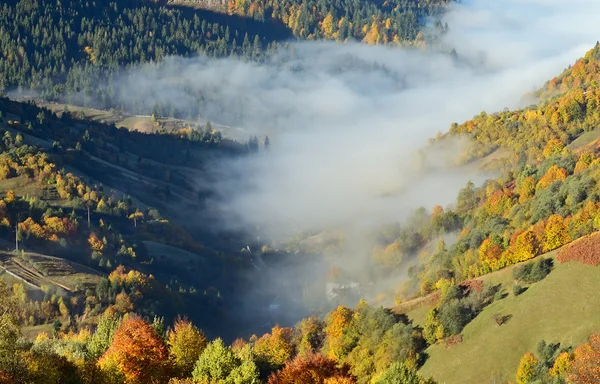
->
{"left": 516, "top": 352, "right": 539, "bottom": 384}
{"left": 168, "top": 318, "right": 207, "bottom": 377}
{"left": 98, "top": 317, "right": 172, "bottom": 384}
{"left": 568, "top": 333, "right": 600, "bottom": 383}
{"left": 267, "top": 353, "right": 353, "bottom": 384}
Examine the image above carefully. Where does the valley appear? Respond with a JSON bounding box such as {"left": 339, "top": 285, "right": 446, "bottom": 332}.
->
{"left": 1, "top": 0, "right": 600, "bottom": 383}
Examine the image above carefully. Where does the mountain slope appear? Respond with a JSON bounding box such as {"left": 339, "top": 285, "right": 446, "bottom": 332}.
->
{"left": 415, "top": 250, "right": 600, "bottom": 383}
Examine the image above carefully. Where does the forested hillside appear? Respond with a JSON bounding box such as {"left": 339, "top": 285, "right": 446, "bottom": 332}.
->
{"left": 385, "top": 43, "right": 600, "bottom": 303}
{"left": 0, "top": 94, "right": 281, "bottom": 341}
{"left": 172, "top": 0, "right": 449, "bottom": 44}
{"left": 0, "top": 0, "right": 447, "bottom": 105}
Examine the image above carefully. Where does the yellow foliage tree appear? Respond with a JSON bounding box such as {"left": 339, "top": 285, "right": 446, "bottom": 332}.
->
{"left": 518, "top": 176, "right": 535, "bottom": 204}
{"left": 363, "top": 21, "right": 381, "bottom": 45}
{"left": 542, "top": 139, "right": 565, "bottom": 158}
{"left": 543, "top": 214, "right": 571, "bottom": 252}
{"left": 4, "top": 190, "right": 15, "bottom": 204}
{"left": 549, "top": 351, "right": 573, "bottom": 378}
{"left": 516, "top": 352, "right": 538, "bottom": 384}
{"left": 511, "top": 230, "right": 539, "bottom": 263}
{"left": 88, "top": 233, "right": 104, "bottom": 253}
{"left": 253, "top": 325, "right": 295, "bottom": 369}
{"left": 321, "top": 12, "right": 335, "bottom": 39}
{"left": 323, "top": 306, "right": 353, "bottom": 360}
{"left": 478, "top": 238, "right": 504, "bottom": 272}
{"left": 167, "top": 318, "right": 207, "bottom": 377}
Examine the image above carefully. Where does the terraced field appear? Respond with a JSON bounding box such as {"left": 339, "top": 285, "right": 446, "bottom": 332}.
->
{"left": 0, "top": 251, "right": 102, "bottom": 293}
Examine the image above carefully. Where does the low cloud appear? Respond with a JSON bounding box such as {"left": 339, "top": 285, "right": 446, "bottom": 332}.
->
{"left": 101, "top": 0, "right": 600, "bottom": 318}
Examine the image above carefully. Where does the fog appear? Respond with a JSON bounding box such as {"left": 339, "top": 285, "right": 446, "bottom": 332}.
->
{"left": 103, "top": 0, "right": 600, "bottom": 319}
{"left": 109, "top": 0, "right": 600, "bottom": 247}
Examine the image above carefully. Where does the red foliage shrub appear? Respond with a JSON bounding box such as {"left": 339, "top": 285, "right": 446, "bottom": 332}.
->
{"left": 0, "top": 372, "right": 13, "bottom": 384}
{"left": 556, "top": 232, "right": 600, "bottom": 266}
{"left": 458, "top": 280, "right": 484, "bottom": 295}
{"left": 444, "top": 334, "right": 463, "bottom": 349}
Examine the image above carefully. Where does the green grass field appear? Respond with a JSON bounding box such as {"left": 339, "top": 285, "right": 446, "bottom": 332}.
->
{"left": 567, "top": 130, "right": 600, "bottom": 151}
{"left": 417, "top": 256, "right": 600, "bottom": 383}
{"left": 143, "top": 241, "right": 207, "bottom": 266}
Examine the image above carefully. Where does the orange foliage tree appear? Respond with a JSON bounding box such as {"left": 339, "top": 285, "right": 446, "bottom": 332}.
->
{"left": 478, "top": 237, "right": 504, "bottom": 273}
{"left": 568, "top": 333, "right": 600, "bottom": 383}
{"left": 98, "top": 317, "right": 172, "bottom": 384}
{"left": 0, "top": 372, "right": 12, "bottom": 384}
{"left": 536, "top": 165, "right": 568, "bottom": 190}
{"left": 267, "top": 353, "right": 354, "bottom": 384}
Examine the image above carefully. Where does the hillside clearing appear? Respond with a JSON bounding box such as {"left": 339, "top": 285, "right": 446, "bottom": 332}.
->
{"left": 143, "top": 240, "right": 207, "bottom": 265}
{"left": 419, "top": 256, "right": 600, "bottom": 383}
{"left": 567, "top": 130, "right": 600, "bottom": 151}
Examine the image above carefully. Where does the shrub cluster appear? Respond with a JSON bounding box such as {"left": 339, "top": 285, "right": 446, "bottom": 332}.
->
{"left": 512, "top": 258, "right": 553, "bottom": 283}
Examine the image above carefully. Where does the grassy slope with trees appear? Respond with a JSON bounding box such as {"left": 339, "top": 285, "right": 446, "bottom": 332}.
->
{"left": 408, "top": 249, "right": 600, "bottom": 383}
{"left": 3, "top": 0, "right": 600, "bottom": 383}
{"left": 0, "top": 94, "right": 269, "bottom": 341}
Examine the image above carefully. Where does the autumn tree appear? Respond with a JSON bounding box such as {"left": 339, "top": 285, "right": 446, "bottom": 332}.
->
{"left": 518, "top": 176, "right": 536, "bottom": 203}
{"left": 253, "top": 325, "right": 295, "bottom": 374}
{"left": 129, "top": 210, "right": 144, "bottom": 228}
{"left": 98, "top": 317, "right": 172, "bottom": 384}
{"left": 536, "top": 165, "right": 568, "bottom": 190}
{"left": 267, "top": 353, "right": 353, "bottom": 384}
{"left": 322, "top": 306, "right": 354, "bottom": 360}
{"left": 321, "top": 13, "right": 335, "bottom": 39}
{"left": 168, "top": 318, "right": 208, "bottom": 377}
{"left": 422, "top": 308, "right": 444, "bottom": 345}
{"left": 516, "top": 352, "right": 539, "bottom": 384}
{"left": 568, "top": 333, "right": 600, "bottom": 383}
{"left": 478, "top": 238, "right": 504, "bottom": 273}
{"left": 4, "top": 190, "right": 15, "bottom": 204}
{"left": 511, "top": 230, "right": 540, "bottom": 263}
{"left": 549, "top": 352, "right": 573, "bottom": 379}
{"left": 0, "top": 371, "right": 12, "bottom": 384}
{"left": 294, "top": 316, "right": 325, "bottom": 356}
{"left": 372, "top": 362, "right": 434, "bottom": 384}
{"left": 22, "top": 349, "right": 81, "bottom": 384}
{"left": 542, "top": 139, "right": 565, "bottom": 158}
{"left": 192, "top": 338, "right": 259, "bottom": 383}
{"left": 88, "top": 233, "right": 105, "bottom": 253}
{"left": 543, "top": 214, "right": 571, "bottom": 252}
{"left": 112, "top": 292, "right": 134, "bottom": 315}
